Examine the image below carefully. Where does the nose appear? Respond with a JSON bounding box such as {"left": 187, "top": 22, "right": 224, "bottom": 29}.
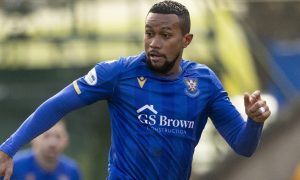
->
{"left": 48, "top": 136, "right": 58, "bottom": 147}
{"left": 149, "top": 36, "right": 162, "bottom": 49}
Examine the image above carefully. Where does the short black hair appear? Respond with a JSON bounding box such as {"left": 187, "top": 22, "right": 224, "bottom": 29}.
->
{"left": 148, "top": 1, "right": 191, "bottom": 35}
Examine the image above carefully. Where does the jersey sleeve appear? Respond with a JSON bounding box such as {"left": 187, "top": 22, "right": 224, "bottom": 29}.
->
{"left": 207, "top": 68, "right": 242, "bottom": 129}
{"left": 73, "top": 59, "right": 122, "bottom": 105}
{"left": 207, "top": 69, "right": 264, "bottom": 157}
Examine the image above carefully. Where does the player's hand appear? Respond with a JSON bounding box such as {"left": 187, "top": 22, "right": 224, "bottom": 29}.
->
{"left": 244, "top": 90, "right": 271, "bottom": 123}
{"left": 0, "top": 151, "right": 13, "bottom": 180}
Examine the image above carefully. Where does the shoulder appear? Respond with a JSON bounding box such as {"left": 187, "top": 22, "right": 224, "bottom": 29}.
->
{"left": 88, "top": 52, "right": 146, "bottom": 82}
{"left": 119, "top": 52, "right": 147, "bottom": 69}
{"left": 95, "top": 52, "right": 146, "bottom": 72}
{"left": 13, "top": 149, "right": 34, "bottom": 164}
{"left": 12, "top": 149, "right": 34, "bottom": 176}
{"left": 58, "top": 155, "right": 81, "bottom": 172}
{"left": 182, "top": 59, "right": 223, "bottom": 89}
{"left": 58, "top": 155, "right": 82, "bottom": 178}
{"left": 182, "top": 59, "right": 216, "bottom": 77}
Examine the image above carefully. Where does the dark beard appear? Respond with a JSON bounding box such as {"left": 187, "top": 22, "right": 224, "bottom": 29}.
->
{"left": 146, "top": 53, "right": 180, "bottom": 74}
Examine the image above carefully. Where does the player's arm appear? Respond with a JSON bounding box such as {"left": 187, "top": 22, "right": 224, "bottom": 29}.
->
{"left": 229, "top": 90, "right": 270, "bottom": 156}
{"left": 208, "top": 70, "right": 270, "bottom": 157}
{"left": 209, "top": 91, "right": 266, "bottom": 157}
{"left": 0, "top": 84, "right": 86, "bottom": 179}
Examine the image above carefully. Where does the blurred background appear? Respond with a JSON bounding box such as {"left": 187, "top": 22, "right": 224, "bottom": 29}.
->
{"left": 0, "top": 0, "right": 300, "bottom": 179}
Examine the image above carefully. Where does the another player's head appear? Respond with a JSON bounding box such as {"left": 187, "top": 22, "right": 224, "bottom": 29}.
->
{"left": 31, "top": 121, "right": 69, "bottom": 164}
{"left": 144, "top": 1, "right": 193, "bottom": 75}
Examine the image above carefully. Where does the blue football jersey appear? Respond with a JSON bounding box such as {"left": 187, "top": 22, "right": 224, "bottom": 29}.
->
{"left": 73, "top": 52, "right": 258, "bottom": 179}
{"left": 11, "top": 149, "right": 81, "bottom": 180}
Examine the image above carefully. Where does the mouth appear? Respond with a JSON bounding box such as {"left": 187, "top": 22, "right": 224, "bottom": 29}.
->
{"left": 148, "top": 51, "right": 164, "bottom": 62}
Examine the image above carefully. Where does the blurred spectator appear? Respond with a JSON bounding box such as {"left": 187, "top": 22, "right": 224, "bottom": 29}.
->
{"left": 10, "top": 121, "right": 82, "bottom": 180}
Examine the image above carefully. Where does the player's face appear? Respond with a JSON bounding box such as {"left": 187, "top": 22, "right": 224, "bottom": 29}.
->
{"left": 32, "top": 122, "right": 69, "bottom": 162}
{"left": 144, "top": 13, "right": 192, "bottom": 75}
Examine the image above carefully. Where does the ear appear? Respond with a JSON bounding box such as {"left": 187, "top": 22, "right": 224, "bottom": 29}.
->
{"left": 182, "top": 33, "right": 193, "bottom": 48}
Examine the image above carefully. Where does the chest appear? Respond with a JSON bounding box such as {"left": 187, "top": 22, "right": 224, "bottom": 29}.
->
{"left": 115, "top": 75, "right": 212, "bottom": 121}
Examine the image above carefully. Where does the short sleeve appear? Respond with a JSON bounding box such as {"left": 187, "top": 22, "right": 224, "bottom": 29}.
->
{"left": 73, "top": 59, "right": 122, "bottom": 104}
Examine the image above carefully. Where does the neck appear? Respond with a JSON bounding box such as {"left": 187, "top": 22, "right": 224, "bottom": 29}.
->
{"left": 157, "top": 53, "right": 182, "bottom": 77}
{"left": 35, "top": 152, "right": 58, "bottom": 171}
{"left": 158, "top": 66, "right": 182, "bottom": 78}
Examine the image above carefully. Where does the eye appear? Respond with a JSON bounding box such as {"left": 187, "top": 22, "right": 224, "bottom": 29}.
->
{"left": 55, "top": 134, "right": 62, "bottom": 140}
{"left": 162, "top": 33, "right": 171, "bottom": 39}
{"left": 145, "top": 31, "right": 154, "bottom": 38}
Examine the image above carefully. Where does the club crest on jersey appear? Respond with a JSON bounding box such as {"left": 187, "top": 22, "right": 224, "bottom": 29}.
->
{"left": 84, "top": 67, "right": 97, "bottom": 86}
{"left": 184, "top": 78, "right": 199, "bottom": 97}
